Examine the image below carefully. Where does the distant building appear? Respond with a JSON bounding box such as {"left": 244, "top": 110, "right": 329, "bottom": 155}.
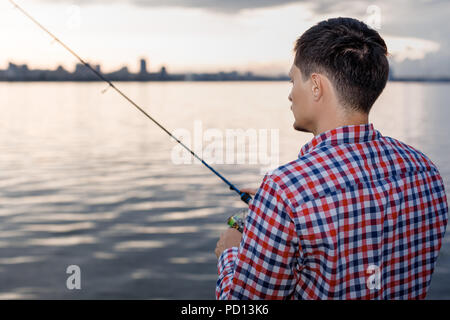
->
{"left": 73, "top": 63, "right": 91, "bottom": 80}
{"left": 74, "top": 63, "right": 86, "bottom": 74}
{"left": 108, "top": 66, "right": 132, "bottom": 81}
{"left": 71, "top": 63, "right": 102, "bottom": 80}
{"left": 140, "top": 58, "right": 148, "bottom": 75}
{"left": 159, "top": 66, "right": 168, "bottom": 80}
{"left": 6, "top": 63, "right": 29, "bottom": 81}
{"left": 53, "top": 65, "right": 70, "bottom": 81}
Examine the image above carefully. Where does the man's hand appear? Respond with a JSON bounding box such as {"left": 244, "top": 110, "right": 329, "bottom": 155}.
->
{"left": 241, "top": 187, "right": 257, "bottom": 206}
{"left": 214, "top": 187, "right": 256, "bottom": 258}
{"left": 215, "top": 228, "right": 243, "bottom": 258}
{"left": 241, "top": 188, "right": 257, "bottom": 196}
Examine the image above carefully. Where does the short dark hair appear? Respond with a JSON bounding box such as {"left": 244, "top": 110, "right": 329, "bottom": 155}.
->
{"left": 294, "top": 17, "right": 389, "bottom": 113}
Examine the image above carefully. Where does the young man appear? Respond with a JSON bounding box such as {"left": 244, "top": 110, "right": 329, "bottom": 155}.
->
{"left": 215, "top": 17, "right": 448, "bottom": 299}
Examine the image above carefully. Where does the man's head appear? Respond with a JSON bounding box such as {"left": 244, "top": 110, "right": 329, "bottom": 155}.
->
{"left": 288, "top": 17, "right": 389, "bottom": 134}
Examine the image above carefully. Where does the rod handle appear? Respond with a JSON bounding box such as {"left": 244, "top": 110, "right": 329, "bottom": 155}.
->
{"left": 240, "top": 192, "right": 252, "bottom": 204}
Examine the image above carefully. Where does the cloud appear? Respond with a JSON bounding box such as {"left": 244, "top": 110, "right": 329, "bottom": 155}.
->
{"left": 34, "top": 0, "right": 448, "bottom": 17}
{"left": 38, "top": 0, "right": 303, "bottom": 13}
{"left": 385, "top": 36, "right": 441, "bottom": 62}
{"left": 34, "top": 0, "right": 450, "bottom": 39}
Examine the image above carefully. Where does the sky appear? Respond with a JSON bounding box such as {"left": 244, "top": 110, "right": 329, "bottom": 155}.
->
{"left": 1, "top": 0, "right": 449, "bottom": 77}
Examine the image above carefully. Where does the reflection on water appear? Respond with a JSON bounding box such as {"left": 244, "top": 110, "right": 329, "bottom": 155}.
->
{"left": 92, "top": 252, "right": 116, "bottom": 260}
{"left": 146, "top": 207, "right": 227, "bottom": 223}
{"left": 27, "top": 236, "right": 97, "bottom": 247}
{"left": 22, "top": 222, "right": 95, "bottom": 233}
{"left": 105, "top": 224, "right": 200, "bottom": 235}
{"left": 7, "top": 212, "right": 118, "bottom": 223}
{"left": 0, "top": 256, "right": 44, "bottom": 265}
{"left": 169, "top": 253, "right": 215, "bottom": 265}
{"left": 114, "top": 240, "right": 169, "bottom": 251}
{"left": 0, "top": 81, "right": 449, "bottom": 299}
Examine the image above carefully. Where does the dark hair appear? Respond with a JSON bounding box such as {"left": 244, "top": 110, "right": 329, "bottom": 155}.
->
{"left": 294, "top": 17, "right": 389, "bottom": 113}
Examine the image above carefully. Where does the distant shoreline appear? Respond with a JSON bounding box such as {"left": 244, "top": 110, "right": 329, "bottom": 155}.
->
{"left": 0, "top": 79, "right": 449, "bottom": 83}
{"left": 3, "top": 60, "right": 449, "bottom": 83}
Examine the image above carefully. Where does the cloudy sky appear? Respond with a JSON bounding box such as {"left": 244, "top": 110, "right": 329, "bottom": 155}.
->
{"left": 1, "top": 0, "right": 449, "bottom": 76}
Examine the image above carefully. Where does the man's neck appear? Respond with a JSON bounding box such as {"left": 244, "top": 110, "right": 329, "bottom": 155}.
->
{"left": 312, "top": 112, "right": 369, "bottom": 136}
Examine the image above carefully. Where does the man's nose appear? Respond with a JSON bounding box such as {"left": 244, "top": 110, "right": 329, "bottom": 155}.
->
{"left": 288, "top": 92, "right": 292, "bottom": 102}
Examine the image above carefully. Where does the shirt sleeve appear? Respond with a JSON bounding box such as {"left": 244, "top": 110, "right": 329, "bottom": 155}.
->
{"left": 216, "top": 174, "right": 301, "bottom": 300}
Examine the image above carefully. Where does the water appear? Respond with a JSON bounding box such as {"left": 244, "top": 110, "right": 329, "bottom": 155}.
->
{"left": 0, "top": 81, "right": 449, "bottom": 299}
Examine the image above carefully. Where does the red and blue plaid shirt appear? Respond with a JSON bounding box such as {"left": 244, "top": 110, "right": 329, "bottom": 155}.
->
{"left": 216, "top": 123, "right": 448, "bottom": 299}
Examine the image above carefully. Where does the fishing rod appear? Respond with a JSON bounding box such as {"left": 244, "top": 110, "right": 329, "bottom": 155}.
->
{"left": 9, "top": 0, "right": 252, "bottom": 206}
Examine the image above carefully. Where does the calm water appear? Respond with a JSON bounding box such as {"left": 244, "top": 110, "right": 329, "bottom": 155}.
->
{"left": 0, "top": 81, "right": 449, "bottom": 299}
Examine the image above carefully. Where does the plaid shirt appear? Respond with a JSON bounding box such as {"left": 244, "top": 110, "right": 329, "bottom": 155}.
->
{"left": 216, "top": 123, "right": 448, "bottom": 300}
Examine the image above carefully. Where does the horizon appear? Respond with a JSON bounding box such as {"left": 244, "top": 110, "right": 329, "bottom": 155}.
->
{"left": 1, "top": 58, "right": 288, "bottom": 77}
{"left": 3, "top": 58, "right": 450, "bottom": 81}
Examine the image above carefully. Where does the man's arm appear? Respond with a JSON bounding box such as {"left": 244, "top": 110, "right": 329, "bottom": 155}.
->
{"left": 216, "top": 175, "right": 301, "bottom": 299}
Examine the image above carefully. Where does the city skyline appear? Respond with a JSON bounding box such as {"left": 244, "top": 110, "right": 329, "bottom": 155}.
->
{"left": 0, "top": 58, "right": 290, "bottom": 81}
{"left": 2, "top": 57, "right": 450, "bottom": 82}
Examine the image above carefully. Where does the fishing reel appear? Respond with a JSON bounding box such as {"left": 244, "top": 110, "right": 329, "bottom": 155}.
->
{"left": 227, "top": 208, "right": 248, "bottom": 233}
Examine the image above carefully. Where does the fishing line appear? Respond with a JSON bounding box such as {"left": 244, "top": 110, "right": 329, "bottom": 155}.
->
{"left": 9, "top": 0, "right": 252, "bottom": 205}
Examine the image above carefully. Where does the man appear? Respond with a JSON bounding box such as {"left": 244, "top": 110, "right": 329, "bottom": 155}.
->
{"left": 215, "top": 17, "right": 448, "bottom": 299}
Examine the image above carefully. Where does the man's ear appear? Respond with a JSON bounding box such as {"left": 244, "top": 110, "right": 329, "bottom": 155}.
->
{"left": 310, "top": 73, "right": 322, "bottom": 101}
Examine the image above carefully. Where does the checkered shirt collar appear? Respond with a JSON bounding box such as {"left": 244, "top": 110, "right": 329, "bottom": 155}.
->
{"left": 299, "top": 123, "right": 381, "bottom": 158}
